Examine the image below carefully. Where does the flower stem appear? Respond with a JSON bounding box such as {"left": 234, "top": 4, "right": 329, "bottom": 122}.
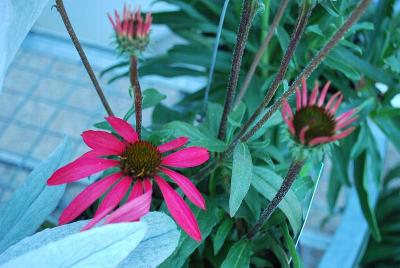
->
{"left": 55, "top": 0, "right": 114, "bottom": 116}
{"left": 130, "top": 56, "right": 142, "bottom": 138}
{"left": 218, "top": 0, "right": 257, "bottom": 141}
{"left": 247, "top": 158, "right": 305, "bottom": 240}
{"left": 223, "top": 0, "right": 371, "bottom": 158}
{"left": 235, "top": 1, "right": 313, "bottom": 142}
{"left": 234, "top": 0, "right": 289, "bottom": 107}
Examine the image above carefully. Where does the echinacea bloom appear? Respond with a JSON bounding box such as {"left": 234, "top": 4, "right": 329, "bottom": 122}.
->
{"left": 47, "top": 116, "right": 209, "bottom": 242}
{"left": 282, "top": 77, "right": 357, "bottom": 147}
{"left": 108, "top": 4, "right": 152, "bottom": 55}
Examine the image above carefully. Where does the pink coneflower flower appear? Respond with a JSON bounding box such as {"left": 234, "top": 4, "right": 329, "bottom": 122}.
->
{"left": 108, "top": 4, "right": 152, "bottom": 55}
{"left": 47, "top": 116, "right": 209, "bottom": 242}
{"left": 282, "top": 77, "right": 357, "bottom": 146}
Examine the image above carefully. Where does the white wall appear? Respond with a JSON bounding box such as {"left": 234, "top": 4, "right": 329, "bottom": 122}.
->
{"left": 33, "top": 0, "right": 173, "bottom": 49}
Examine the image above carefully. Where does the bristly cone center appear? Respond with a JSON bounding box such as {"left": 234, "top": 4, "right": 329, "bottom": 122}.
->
{"left": 120, "top": 141, "right": 161, "bottom": 179}
{"left": 292, "top": 106, "right": 336, "bottom": 144}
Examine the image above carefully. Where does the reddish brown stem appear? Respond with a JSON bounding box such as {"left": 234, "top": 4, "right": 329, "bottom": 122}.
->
{"left": 130, "top": 56, "right": 142, "bottom": 138}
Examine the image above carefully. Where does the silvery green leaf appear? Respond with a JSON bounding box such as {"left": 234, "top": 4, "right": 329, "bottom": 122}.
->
{"left": 118, "top": 212, "right": 179, "bottom": 268}
{"left": 229, "top": 142, "right": 252, "bottom": 216}
{"left": 0, "top": 0, "right": 50, "bottom": 91}
{"left": 0, "top": 221, "right": 147, "bottom": 268}
{"left": 0, "top": 138, "right": 72, "bottom": 253}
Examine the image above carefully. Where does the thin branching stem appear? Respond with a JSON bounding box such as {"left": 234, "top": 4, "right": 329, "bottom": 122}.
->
{"left": 55, "top": 0, "right": 114, "bottom": 116}
{"left": 247, "top": 158, "right": 305, "bottom": 240}
{"left": 218, "top": 0, "right": 257, "bottom": 140}
{"left": 235, "top": 0, "right": 289, "bottom": 106}
{"left": 223, "top": 0, "right": 371, "bottom": 157}
{"left": 130, "top": 56, "right": 142, "bottom": 138}
{"left": 235, "top": 1, "right": 313, "bottom": 143}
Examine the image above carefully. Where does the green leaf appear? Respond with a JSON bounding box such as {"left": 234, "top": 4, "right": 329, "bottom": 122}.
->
{"left": 205, "top": 102, "right": 223, "bottom": 136}
{"left": 0, "top": 138, "right": 72, "bottom": 253}
{"left": 213, "top": 218, "right": 234, "bottom": 255}
{"left": 227, "top": 102, "right": 246, "bottom": 142}
{"left": 282, "top": 223, "right": 304, "bottom": 268}
{"left": 0, "top": 221, "right": 147, "bottom": 267}
{"left": 229, "top": 142, "right": 253, "bottom": 216}
{"left": 160, "top": 199, "right": 219, "bottom": 268}
{"left": 252, "top": 167, "right": 302, "bottom": 235}
{"left": 124, "top": 88, "right": 167, "bottom": 120}
{"left": 164, "top": 121, "right": 227, "bottom": 152}
{"left": 220, "top": 239, "right": 252, "bottom": 268}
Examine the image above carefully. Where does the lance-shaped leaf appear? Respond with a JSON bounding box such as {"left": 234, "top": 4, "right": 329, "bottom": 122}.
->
{"left": 0, "top": 138, "right": 72, "bottom": 253}
{"left": 221, "top": 239, "right": 252, "bottom": 268}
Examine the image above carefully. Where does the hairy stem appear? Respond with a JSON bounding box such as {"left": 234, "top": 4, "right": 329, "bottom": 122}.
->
{"left": 55, "top": 0, "right": 114, "bottom": 116}
{"left": 130, "top": 56, "right": 142, "bottom": 138}
{"left": 235, "top": 0, "right": 289, "bottom": 106}
{"left": 238, "top": 0, "right": 371, "bottom": 145}
{"left": 218, "top": 0, "right": 257, "bottom": 140}
{"left": 247, "top": 158, "right": 305, "bottom": 240}
{"left": 235, "top": 1, "right": 313, "bottom": 143}
{"left": 224, "top": 0, "right": 371, "bottom": 157}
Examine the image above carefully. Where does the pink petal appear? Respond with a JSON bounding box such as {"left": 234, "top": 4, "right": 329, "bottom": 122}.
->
{"left": 105, "top": 180, "right": 153, "bottom": 223}
{"left": 106, "top": 116, "right": 138, "bottom": 143}
{"left": 336, "top": 109, "right": 356, "bottom": 124}
{"left": 59, "top": 172, "right": 123, "bottom": 225}
{"left": 80, "top": 149, "right": 117, "bottom": 159}
{"left": 107, "top": 13, "right": 116, "bottom": 30}
{"left": 299, "top": 126, "right": 309, "bottom": 145}
{"left": 331, "top": 127, "right": 356, "bottom": 141}
{"left": 308, "top": 136, "right": 332, "bottom": 146}
{"left": 47, "top": 157, "right": 119, "bottom": 185}
{"left": 330, "top": 94, "right": 343, "bottom": 115}
{"left": 309, "top": 81, "right": 319, "bottom": 105}
{"left": 282, "top": 100, "right": 295, "bottom": 135}
{"left": 295, "top": 87, "right": 302, "bottom": 111}
{"left": 81, "top": 206, "right": 114, "bottom": 231}
{"left": 94, "top": 177, "right": 131, "bottom": 217}
{"left": 325, "top": 92, "right": 341, "bottom": 111}
{"left": 317, "top": 81, "right": 331, "bottom": 107}
{"left": 128, "top": 180, "right": 144, "bottom": 201}
{"left": 154, "top": 176, "right": 202, "bottom": 242}
{"left": 161, "top": 168, "right": 206, "bottom": 210}
{"left": 82, "top": 130, "right": 125, "bottom": 154}
{"left": 282, "top": 99, "right": 293, "bottom": 119}
{"left": 302, "top": 77, "right": 308, "bottom": 107}
{"left": 158, "top": 137, "right": 189, "bottom": 153}
{"left": 162, "top": 147, "right": 209, "bottom": 168}
{"left": 335, "top": 116, "right": 358, "bottom": 131}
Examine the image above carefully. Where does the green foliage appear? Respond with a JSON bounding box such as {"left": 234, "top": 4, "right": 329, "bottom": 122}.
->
{"left": 100, "top": 0, "right": 400, "bottom": 266}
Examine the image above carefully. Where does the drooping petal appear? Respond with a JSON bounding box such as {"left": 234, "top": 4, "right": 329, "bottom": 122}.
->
{"left": 59, "top": 172, "right": 123, "bottom": 225}
{"left": 157, "top": 137, "right": 189, "bottom": 153}
{"left": 325, "top": 92, "right": 341, "bottom": 111}
{"left": 106, "top": 116, "right": 138, "bottom": 143}
{"left": 330, "top": 127, "right": 356, "bottom": 141}
{"left": 281, "top": 100, "right": 295, "bottom": 135}
{"left": 81, "top": 130, "right": 125, "bottom": 154}
{"left": 336, "top": 109, "right": 356, "bottom": 124}
{"left": 127, "top": 180, "right": 144, "bottom": 202}
{"left": 301, "top": 77, "right": 308, "bottom": 107}
{"left": 282, "top": 99, "right": 293, "bottom": 119}
{"left": 299, "top": 126, "right": 309, "bottom": 145}
{"left": 295, "top": 87, "right": 302, "bottom": 111}
{"left": 47, "top": 157, "right": 119, "bottom": 185}
{"left": 80, "top": 149, "right": 117, "bottom": 159}
{"left": 308, "top": 136, "right": 332, "bottom": 146}
{"left": 330, "top": 94, "right": 343, "bottom": 115}
{"left": 154, "top": 176, "right": 202, "bottom": 242}
{"left": 335, "top": 116, "right": 358, "bottom": 131}
{"left": 94, "top": 177, "right": 131, "bottom": 217}
{"left": 81, "top": 205, "right": 114, "bottom": 231}
{"left": 309, "top": 81, "right": 319, "bottom": 105}
{"left": 317, "top": 81, "right": 331, "bottom": 107}
{"left": 161, "top": 168, "right": 206, "bottom": 210}
{"left": 162, "top": 147, "right": 209, "bottom": 168}
{"left": 105, "top": 180, "right": 153, "bottom": 224}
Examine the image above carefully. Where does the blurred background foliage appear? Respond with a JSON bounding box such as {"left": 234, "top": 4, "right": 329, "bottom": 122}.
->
{"left": 101, "top": 0, "right": 400, "bottom": 266}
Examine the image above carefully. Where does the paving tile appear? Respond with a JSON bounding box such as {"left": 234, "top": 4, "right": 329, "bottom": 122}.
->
{"left": 34, "top": 77, "right": 72, "bottom": 101}
{"left": 49, "top": 109, "right": 91, "bottom": 137}
{"left": 31, "top": 135, "right": 64, "bottom": 160}
{"left": 14, "top": 50, "right": 52, "bottom": 70}
{"left": 0, "top": 125, "right": 40, "bottom": 156}
{"left": 15, "top": 99, "right": 57, "bottom": 127}
{"left": 67, "top": 85, "right": 104, "bottom": 114}
{"left": 3, "top": 68, "right": 40, "bottom": 93}
{"left": 50, "top": 60, "right": 85, "bottom": 80}
{"left": 0, "top": 92, "right": 23, "bottom": 118}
